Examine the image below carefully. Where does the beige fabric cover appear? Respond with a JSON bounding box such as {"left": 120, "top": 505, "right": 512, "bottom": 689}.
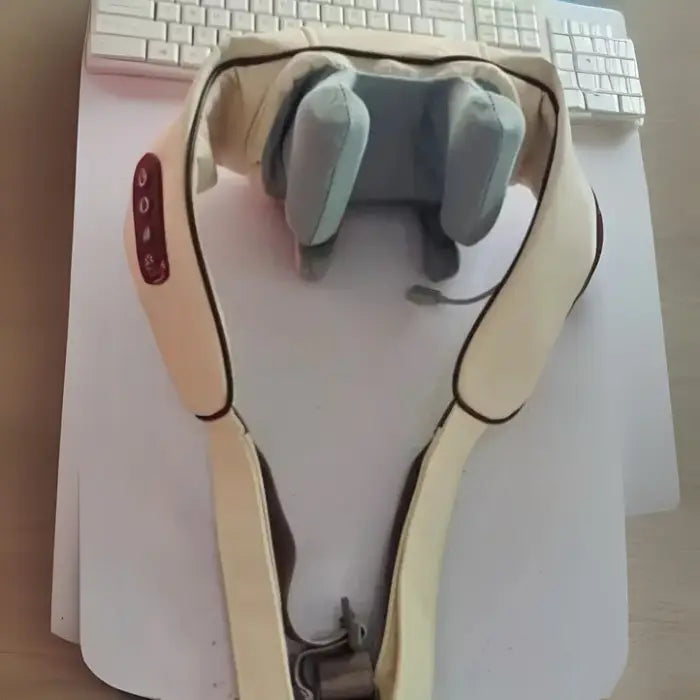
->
{"left": 123, "top": 28, "right": 599, "bottom": 700}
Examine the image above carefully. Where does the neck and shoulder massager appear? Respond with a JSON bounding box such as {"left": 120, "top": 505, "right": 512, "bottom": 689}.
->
{"left": 124, "top": 28, "right": 603, "bottom": 700}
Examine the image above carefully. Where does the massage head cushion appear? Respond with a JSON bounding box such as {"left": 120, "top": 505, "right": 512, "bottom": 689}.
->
{"left": 261, "top": 66, "right": 525, "bottom": 280}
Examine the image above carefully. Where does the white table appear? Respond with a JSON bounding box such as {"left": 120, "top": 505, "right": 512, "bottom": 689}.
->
{"left": 52, "top": 17, "right": 675, "bottom": 698}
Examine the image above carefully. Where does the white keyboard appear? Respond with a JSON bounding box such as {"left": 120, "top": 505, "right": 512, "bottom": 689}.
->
{"left": 86, "top": 0, "right": 645, "bottom": 125}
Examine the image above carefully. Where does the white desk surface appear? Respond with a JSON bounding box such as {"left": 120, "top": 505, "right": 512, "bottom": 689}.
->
{"left": 52, "top": 24, "right": 675, "bottom": 698}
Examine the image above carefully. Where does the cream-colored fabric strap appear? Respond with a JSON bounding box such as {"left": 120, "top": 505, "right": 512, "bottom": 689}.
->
{"left": 207, "top": 410, "right": 296, "bottom": 700}
{"left": 375, "top": 405, "right": 486, "bottom": 700}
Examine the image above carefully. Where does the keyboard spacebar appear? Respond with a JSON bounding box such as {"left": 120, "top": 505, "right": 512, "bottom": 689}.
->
{"left": 90, "top": 33, "right": 147, "bottom": 60}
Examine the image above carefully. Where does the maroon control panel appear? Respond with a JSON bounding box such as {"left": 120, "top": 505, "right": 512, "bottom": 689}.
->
{"left": 132, "top": 152, "right": 170, "bottom": 285}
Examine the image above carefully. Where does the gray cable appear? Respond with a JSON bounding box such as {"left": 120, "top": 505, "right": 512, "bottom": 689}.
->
{"left": 405, "top": 282, "right": 499, "bottom": 306}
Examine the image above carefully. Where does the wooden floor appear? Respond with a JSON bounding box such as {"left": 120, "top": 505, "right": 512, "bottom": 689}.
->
{"left": 1, "top": 1, "right": 698, "bottom": 697}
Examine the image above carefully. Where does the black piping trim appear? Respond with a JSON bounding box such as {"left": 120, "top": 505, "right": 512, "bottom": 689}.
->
{"left": 437, "top": 399, "right": 456, "bottom": 428}
{"left": 453, "top": 190, "right": 605, "bottom": 425}
{"left": 183, "top": 46, "right": 562, "bottom": 422}
{"left": 373, "top": 442, "right": 429, "bottom": 661}
{"left": 450, "top": 67, "right": 561, "bottom": 425}
{"left": 573, "top": 191, "right": 604, "bottom": 306}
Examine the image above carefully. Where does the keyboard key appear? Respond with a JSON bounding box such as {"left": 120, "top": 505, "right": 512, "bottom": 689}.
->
{"left": 593, "top": 38, "right": 607, "bottom": 54}
{"left": 476, "top": 7, "right": 496, "bottom": 24}
{"left": 412, "top": 16, "right": 432, "bottom": 33}
{"left": 578, "top": 21, "right": 589, "bottom": 35}
{"left": 233, "top": 9, "right": 255, "bottom": 27}
{"left": 572, "top": 35, "right": 593, "bottom": 53}
{"left": 555, "top": 52, "right": 574, "bottom": 71}
{"left": 595, "top": 56, "right": 606, "bottom": 73}
{"left": 179, "top": 0, "right": 200, "bottom": 3}
{"left": 147, "top": 39, "right": 178, "bottom": 63}
{"left": 280, "top": 16, "right": 303, "bottom": 27}
{"left": 98, "top": 0, "right": 155, "bottom": 18}
{"left": 423, "top": 0, "right": 463, "bottom": 20}
{"left": 434, "top": 19, "right": 465, "bottom": 38}
{"left": 252, "top": 0, "right": 273, "bottom": 13}
{"left": 496, "top": 9, "right": 516, "bottom": 26}
{"left": 620, "top": 95, "right": 643, "bottom": 115}
{"left": 610, "top": 75, "right": 627, "bottom": 93}
{"left": 303, "top": 19, "right": 325, "bottom": 27}
{"left": 180, "top": 44, "right": 211, "bottom": 66}
{"left": 477, "top": 23, "right": 498, "bottom": 43}
{"left": 575, "top": 54, "right": 598, "bottom": 73}
{"left": 549, "top": 18, "right": 568, "bottom": 34}
{"left": 156, "top": 2, "right": 180, "bottom": 21}
{"left": 367, "top": 9, "right": 389, "bottom": 28}
{"left": 96, "top": 13, "right": 167, "bottom": 39}
{"left": 321, "top": 4, "right": 342, "bottom": 21}
{"left": 390, "top": 12, "right": 411, "bottom": 30}
{"left": 356, "top": 0, "right": 376, "bottom": 8}
{"left": 400, "top": 0, "right": 420, "bottom": 14}
{"left": 585, "top": 91, "right": 619, "bottom": 112}
{"left": 551, "top": 34, "right": 571, "bottom": 52}
{"left": 606, "top": 57, "right": 623, "bottom": 75}
{"left": 90, "top": 33, "right": 146, "bottom": 59}
{"left": 219, "top": 28, "right": 243, "bottom": 42}
{"left": 517, "top": 11, "right": 536, "bottom": 29}
{"left": 627, "top": 78, "right": 642, "bottom": 95}
{"left": 616, "top": 40, "right": 633, "bottom": 59}
{"left": 520, "top": 30, "right": 539, "bottom": 49}
{"left": 203, "top": 0, "right": 225, "bottom": 6}
{"left": 168, "top": 22, "right": 193, "bottom": 42}
{"left": 476, "top": 0, "right": 495, "bottom": 5}
{"left": 256, "top": 13, "right": 279, "bottom": 30}
{"left": 498, "top": 27, "right": 518, "bottom": 46}
{"left": 344, "top": 7, "right": 365, "bottom": 23}
{"left": 494, "top": 0, "right": 514, "bottom": 8}
{"left": 182, "top": 5, "right": 206, "bottom": 23}
{"left": 577, "top": 72, "right": 597, "bottom": 90}
{"left": 623, "top": 60, "right": 638, "bottom": 78}
{"left": 598, "top": 74, "right": 612, "bottom": 91}
{"left": 207, "top": 8, "right": 231, "bottom": 26}
{"left": 194, "top": 25, "right": 218, "bottom": 44}
{"left": 558, "top": 70, "right": 577, "bottom": 89}
{"left": 378, "top": 0, "right": 398, "bottom": 11}
{"left": 564, "top": 89, "right": 585, "bottom": 111}
{"left": 226, "top": 0, "right": 249, "bottom": 8}
{"left": 298, "top": 1, "right": 320, "bottom": 18}
{"left": 568, "top": 20, "right": 581, "bottom": 34}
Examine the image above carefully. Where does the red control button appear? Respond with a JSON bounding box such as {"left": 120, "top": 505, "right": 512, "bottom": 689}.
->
{"left": 133, "top": 152, "right": 169, "bottom": 285}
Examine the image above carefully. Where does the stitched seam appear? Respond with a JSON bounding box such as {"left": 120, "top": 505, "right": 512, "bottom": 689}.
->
{"left": 308, "top": 84, "right": 353, "bottom": 246}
